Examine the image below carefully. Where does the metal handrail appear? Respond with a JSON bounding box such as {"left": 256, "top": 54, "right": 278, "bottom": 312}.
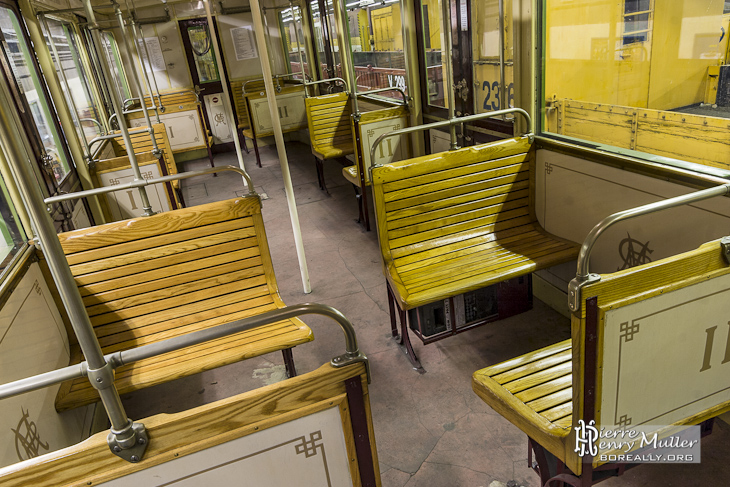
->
{"left": 78, "top": 118, "right": 106, "bottom": 136}
{"left": 304, "top": 76, "right": 349, "bottom": 94}
{"left": 369, "top": 108, "right": 532, "bottom": 165}
{"left": 568, "top": 183, "right": 730, "bottom": 311}
{"left": 355, "top": 86, "right": 408, "bottom": 106}
{"left": 243, "top": 73, "right": 305, "bottom": 93}
{"left": 44, "top": 165, "right": 255, "bottom": 204}
{"left": 0, "top": 303, "right": 369, "bottom": 402}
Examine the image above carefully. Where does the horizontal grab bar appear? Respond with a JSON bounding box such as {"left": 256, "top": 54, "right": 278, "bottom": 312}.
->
{"left": 0, "top": 303, "right": 369, "bottom": 401}
{"left": 44, "top": 165, "right": 255, "bottom": 204}
{"left": 370, "top": 108, "right": 532, "bottom": 165}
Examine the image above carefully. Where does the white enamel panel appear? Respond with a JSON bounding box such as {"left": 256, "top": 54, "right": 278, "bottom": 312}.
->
{"left": 0, "top": 263, "right": 90, "bottom": 468}
{"left": 99, "top": 406, "right": 354, "bottom": 487}
{"left": 99, "top": 165, "right": 169, "bottom": 220}
{"left": 250, "top": 91, "right": 307, "bottom": 135}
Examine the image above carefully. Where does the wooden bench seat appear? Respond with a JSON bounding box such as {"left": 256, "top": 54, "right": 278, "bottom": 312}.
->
{"left": 473, "top": 340, "right": 573, "bottom": 456}
{"left": 371, "top": 136, "right": 579, "bottom": 367}
{"left": 54, "top": 196, "right": 314, "bottom": 412}
{"left": 305, "top": 92, "right": 354, "bottom": 192}
{"left": 472, "top": 237, "right": 730, "bottom": 486}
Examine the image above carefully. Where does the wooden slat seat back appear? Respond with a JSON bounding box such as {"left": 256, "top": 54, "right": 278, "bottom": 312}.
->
{"left": 54, "top": 196, "right": 314, "bottom": 412}
{"left": 141, "top": 91, "right": 198, "bottom": 110}
{"left": 110, "top": 122, "right": 179, "bottom": 189}
{"left": 371, "top": 136, "right": 580, "bottom": 310}
{"left": 473, "top": 237, "right": 730, "bottom": 479}
{"left": 231, "top": 80, "right": 251, "bottom": 132}
{"left": 3, "top": 363, "right": 378, "bottom": 487}
{"left": 305, "top": 92, "right": 355, "bottom": 160}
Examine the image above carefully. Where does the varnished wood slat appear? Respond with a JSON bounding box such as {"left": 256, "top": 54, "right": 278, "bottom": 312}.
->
{"left": 494, "top": 348, "right": 572, "bottom": 384}
{"left": 396, "top": 229, "right": 550, "bottom": 276}
{"left": 386, "top": 179, "right": 530, "bottom": 224}
{"left": 18, "top": 364, "right": 368, "bottom": 486}
{"left": 481, "top": 340, "right": 572, "bottom": 376}
{"left": 499, "top": 361, "right": 573, "bottom": 396}
{"left": 387, "top": 196, "right": 530, "bottom": 239}
{"left": 526, "top": 387, "right": 572, "bottom": 413}
{"left": 55, "top": 196, "right": 315, "bottom": 412}
{"left": 514, "top": 374, "right": 572, "bottom": 402}
{"left": 541, "top": 402, "right": 573, "bottom": 423}
{"left": 85, "top": 262, "right": 264, "bottom": 315}
{"left": 80, "top": 249, "right": 261, "bottom": 300}
{"left": 400, "top": 236, "right": 567, "bottom": 290}
{"left": 66, "top": 217, "right": 251, "bottom": 266}
{"left": 59, "top": 197, "right": 260, "bottom": 253}
{"left": 91, "top": 281, "right": 271, "bottom": 331}
{"left": 383, "top": 158, "right": 529, "bottom": 201}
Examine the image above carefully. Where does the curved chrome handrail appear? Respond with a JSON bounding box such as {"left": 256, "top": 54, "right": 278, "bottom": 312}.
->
{"left": 304, "top": 77, "right": 350, "bottom": 94}
{"left": 369, "top": 107, "right": 532, "bottom": 165}
{"left": 355, "top": 86, "right": 408, "bottom": 107}
{"left": 568, "top": 183, "right": 730, "bottom": 311}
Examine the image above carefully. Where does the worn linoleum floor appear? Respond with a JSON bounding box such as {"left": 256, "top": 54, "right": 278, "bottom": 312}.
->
{"left": 123, "top": 142, "right": 730, "bottom": 487}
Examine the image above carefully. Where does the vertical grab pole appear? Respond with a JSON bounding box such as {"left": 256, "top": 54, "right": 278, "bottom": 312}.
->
{"left": 128, "top": 18, "right": 161, "bottom": 124}
{"left": 134, "top": 22, "right": 164, "bottom": 116}
{"left": 498, "top": 0, "right": 506, "bottom": 118}
{"left": 334, "top": 0, "right": 358, "bottom": 115}
{"left": 440, "top": 0, "right": 457, "bottom": 149}
{"left": 83, "top": 0, "right": 155, "bottom": 216}
{"left": 291, "top": 1, "right": 307, "bottom": 87}
{"left": 202, "top": 0, "right": 252, "bottom": 183}
{"left": 244, "top": 0, "right": 312, "bottom": 293}
{"left": 113, "top": 2, "right": 160, "bottom": 155}
{"left": 0, "top": 51, "right": 146, "bottom": 460}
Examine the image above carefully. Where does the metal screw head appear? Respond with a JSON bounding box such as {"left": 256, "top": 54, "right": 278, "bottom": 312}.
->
{"left": 113, "top": 445, "right": 122, "bottom": 453}
{"left": 96, "top": 377, "right": 103, "bottom": 383}
{"left": 130, "top": 455, "right": 139, "bottom": 463}
{"left": 333, "top": 357, "right": 341, "bottom": 362}
{"left": 138, "top": 437, "right": 146, "bottom": 445}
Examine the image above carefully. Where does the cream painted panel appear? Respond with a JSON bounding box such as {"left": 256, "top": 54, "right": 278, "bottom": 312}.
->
{"left": 218, "top": 13, "right": 263, "bottom": 79}
{"left": 535, "top": 149, "right": 730, "bottom": 285}
{"left": 99, "top": 165, "right": 168, "bottom": 219}
{"left": 250, "top": 91, "right": 307, "bottom": 134}
{"left": 156, "top": 20, "right": 192, "bottom": 90}
{"left": 130, "top": 112, "right": 203, "bottom": 151}
{"left": 99, "top": 406, "right": 354, "bottom": 486}
{"left": 71, "top": 201, "right": 91, "bottom": 231}
{"left": 0, "top": 263, "right": 90, "bottom": 468}
{"left": 600, "top": 272, "right": 730, "bottom": 428}
{"left": 204, "top": 94, "right": 234, "bottom": 143}
{"left": 429, "top": 129, "right": 451, "bottom": 154}
{"left": 360, "top": 115, "right": 411, "bottom": 182}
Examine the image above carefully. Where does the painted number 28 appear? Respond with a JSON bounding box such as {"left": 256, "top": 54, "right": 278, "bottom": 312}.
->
{"left": 700, "top": 322, "right": 730, "bottom": 372}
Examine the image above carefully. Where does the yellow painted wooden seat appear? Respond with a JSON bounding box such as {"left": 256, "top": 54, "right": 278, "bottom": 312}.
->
{"left": 472, "top": 237, "right": 730, "bottom": 486}
{"left": 305, "top": 92, "right": 355, "bottom": 189}
{"left": 342, "top": 165, "right": 365, "bottom": 186}
{"left": 54, "top": 196, "right": 314, "bottom": 412}
{"left": 111, "top": 122, "right": 179, "bottom": 190}
{"left": 372, "top": 136, "right": 580, "bottom": 311}
{"left": 473, "top": 339, "right": 573, "bottom": 458}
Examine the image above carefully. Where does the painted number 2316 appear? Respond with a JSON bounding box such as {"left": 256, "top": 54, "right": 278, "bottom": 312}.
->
{"left": 482, "top": 81, "right": 514, "bottom": 111}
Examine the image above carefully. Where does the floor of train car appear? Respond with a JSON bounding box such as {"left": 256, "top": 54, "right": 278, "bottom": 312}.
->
{"left": 121, "top": 142, "right": 730, "bottom": 487}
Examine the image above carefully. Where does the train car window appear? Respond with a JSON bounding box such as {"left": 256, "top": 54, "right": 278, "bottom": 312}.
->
{"left": 472, "top": 0, "right": 513, "bottom": 114}
{"left": 186, "top": 23, "right": 220, "bottom": 83}
{"left": 542, "top": 0, "right": 730, "bottom": 173}
{"left": 0, "top": 6, "right": 71, "bottom": 185}
{"left": 0, "top": 174, "right": 26, "bottom": 280}
{"left": 420, "top": 0, "right": 446, "bottom": 108}
{"left": 622, "top": 0, "right": 652, "bottom": 44}
{"left": 280, "top": 5, "right": 311, "bottom": 79}
{"left": 99, "top": 31, "right": 131, "bottom": 106}
{"left": 309, "top": 0, "right": 338, "bottom": 79}
{"left": 346, "top": 1, "right": 409, "bottom": 101}
{"left": 41, "top": 19, "right": 103, "bottom": 144}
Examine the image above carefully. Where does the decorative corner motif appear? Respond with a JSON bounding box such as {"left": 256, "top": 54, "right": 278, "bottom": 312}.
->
{"left": 620, "top": 321, "right": 640, "bottom": 342}
{"left": 545, "top": 161, "right": 553, "bottom": 175}
{"left": 618, "top": 233, "right": 653, "bottom": 270}
{"left": 294, "top": 431, "right": 323, "bottom": 458}
{"left": 12, "top": 407, "right": 49, "bottom": 461}
{"left": 616, "top": 414, "right": 633, "bottom": 428}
